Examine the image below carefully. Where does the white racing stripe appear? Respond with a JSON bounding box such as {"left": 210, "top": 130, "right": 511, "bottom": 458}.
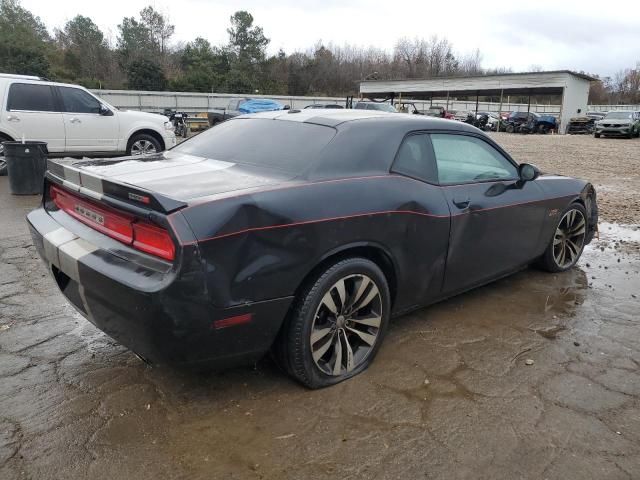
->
{"left": 43, "top": 227, "right": 77, "bottom": 268}
{"left": 63, "top": 165, "right": 81, "bottom": 185}
{"left": 58, "top": 238, "right": 99, "bottom": 283}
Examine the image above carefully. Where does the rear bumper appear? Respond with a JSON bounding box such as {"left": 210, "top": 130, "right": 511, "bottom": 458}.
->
{"left": 27, "top": 207, "right": 293, "bottom": 368}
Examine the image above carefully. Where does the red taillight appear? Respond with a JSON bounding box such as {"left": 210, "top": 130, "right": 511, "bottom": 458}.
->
{"left": 50, "top": 185, "right": 175, "bottom": 261}
{"left": 133, "top": 222, "right": 175, "bottom": 261}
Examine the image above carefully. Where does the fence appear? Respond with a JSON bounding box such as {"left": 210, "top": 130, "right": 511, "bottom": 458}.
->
{"left": 89, "top": 89, "right": 638, "bottom": 117}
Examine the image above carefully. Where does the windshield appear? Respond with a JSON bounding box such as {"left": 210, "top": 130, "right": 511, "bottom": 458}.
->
{"left": 171, "top": 118, "right": 336, "bottom": 174}
{"left": 369, "top": 103, "right": 396, "bottom": 112}
{"left": 604, "top": 111, "right": 633, "bottom": 120}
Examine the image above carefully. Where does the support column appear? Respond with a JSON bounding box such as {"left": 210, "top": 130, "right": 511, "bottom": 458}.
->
{"left": 475, "top": 92, "right": 479, "bottom": 115}
{"left": 498, "top": 89, "right": 503, "bottom": 131}
{"left": 445, "top": 91, "right": 450, "bottom": 111}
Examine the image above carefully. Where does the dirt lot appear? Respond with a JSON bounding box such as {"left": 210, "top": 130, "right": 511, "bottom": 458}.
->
{"left": 1, "top": 134, "right": 639, "bottom": 480}
{"left": 491, "top": 132, "right": 640, "bottom": 225}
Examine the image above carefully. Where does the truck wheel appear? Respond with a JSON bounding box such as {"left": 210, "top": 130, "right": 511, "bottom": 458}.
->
{"left": 0, "top": 134, "right": 12, "bottom": 176}
{"left": 127, "top": 134, "right": 162, "bottom": 156}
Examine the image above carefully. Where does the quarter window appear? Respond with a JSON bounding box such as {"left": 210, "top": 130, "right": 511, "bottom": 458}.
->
{"left": 430, "top": 134, "right": 518, "bottom": 184}
{"left": 392, "top": 134, "right": 438, "bottom": 183}
{"left": 59, "top": 87, "right": 102, "bottom": 114}
{"left": 7, "top": 83, "right": 57, "bottom": 112}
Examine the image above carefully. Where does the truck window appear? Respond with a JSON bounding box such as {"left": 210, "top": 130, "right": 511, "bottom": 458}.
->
{"left": 7, "top": 83, "right": 57, "bottom": 112}
{"left": 58, "top": 87, "right": 101, "bottom": 114}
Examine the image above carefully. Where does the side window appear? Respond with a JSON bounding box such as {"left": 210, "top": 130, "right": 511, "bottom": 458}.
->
{"left": 59, "top": 87, "right": 101, "bottom": 114}
{"left": 430, "top": 134, "right": 518, "bottom": 184}
{"left": 7, "top": 83, "right": 57, "bottom": 112}
{"left": 391, "top": 134, "right": 438, "bottom": 183}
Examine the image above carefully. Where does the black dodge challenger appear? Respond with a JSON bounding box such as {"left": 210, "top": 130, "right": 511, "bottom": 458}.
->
{"left": 27, "top": 109, "right": 598, "bottom": 388}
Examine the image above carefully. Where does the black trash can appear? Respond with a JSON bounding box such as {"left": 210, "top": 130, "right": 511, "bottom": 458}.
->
{"left": 3, "top": 141, "right": 48, "bottom": 195}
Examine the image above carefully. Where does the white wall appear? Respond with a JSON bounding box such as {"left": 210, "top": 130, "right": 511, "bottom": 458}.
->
{"left": 559, "top": 76, "right": 591, "bottom": 133}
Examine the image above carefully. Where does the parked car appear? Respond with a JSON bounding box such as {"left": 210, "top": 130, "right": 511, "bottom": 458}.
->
{"left": 594, "top": 111, "right": 640, "bottom": 138}
{"left": 28, "top": 109, "right": 598, "bottom": 388}
{"left": 586, "top": 111, "right": 606, "bottom": 121}
{"left": 567, "top": 116, "right": 596, "bottom": 135}
{"left": 452, "top": 110, "right": 472, "bottom": 122}
{"left": 396, "top": 102, "right": 423, "bottom": 115}
{"left": 354, "top": 101, "right": 397, "bottom": 112}
{"left": 505, "top": 112, "right": 557, "bottom": 134}
{"left": 305, "top": 104, "right": 344, "bottom": 109}
{"left": 424, "top": 106, "right": 455, "bottom": 119}
{"left": 0, "top": 73, "right": 176, "bottom": 176}
{"left": 206, "top": 97, "right": 251, "bottom": 126}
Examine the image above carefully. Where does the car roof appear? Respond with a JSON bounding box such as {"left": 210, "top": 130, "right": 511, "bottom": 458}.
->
{"left": 237, "top": 108, "right": 479, "bottom": 132}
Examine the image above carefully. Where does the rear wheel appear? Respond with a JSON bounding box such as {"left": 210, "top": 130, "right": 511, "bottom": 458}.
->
{"left": 506, "top": 124, "right": 515, "bottom": 133}
{"left": 275, "top": 257, "right": 390, "bottom": 388}
{"left": 127, "top": 134, "right": 162, "bottom": 156}
{"left": 539, "top": 204, "right": 588, "bottom": 272}
{"left": 538, "top": 124, "right": 548, "bottom": 134}
{"left": 0, "top": 134, "right": 11, "bottom": 176}
{"left": 594, "top": 133, "right": 601, "bottom": 138}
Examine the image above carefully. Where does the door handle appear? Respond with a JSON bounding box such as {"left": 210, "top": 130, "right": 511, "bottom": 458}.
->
{"left": 70, "top": 117, "right": 81, "bottom": 124}
{"left": 453, "top": 196, "right": 471, "bottom": 209}
{"left": 6, "top": 115, "right": 20, "bottom": 122}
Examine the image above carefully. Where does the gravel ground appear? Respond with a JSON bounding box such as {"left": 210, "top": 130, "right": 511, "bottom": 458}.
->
{"left": 1, "top": 134, "right": 639, "bottom": 479}
{"left": 490, "top": 133, "right": 640, "bottom": 225}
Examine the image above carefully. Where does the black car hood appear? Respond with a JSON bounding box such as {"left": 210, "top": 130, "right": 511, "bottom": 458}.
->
{"left": 75, "top": 151, "right": 293, "bottom": 202}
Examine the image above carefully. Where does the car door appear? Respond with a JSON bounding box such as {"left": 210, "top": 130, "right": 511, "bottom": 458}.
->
{"left": 3, "top": 82, "right": 65, "bottom": 152}
{"left": 390, "top": 133, "right": 450, "bottom": 305}
{"left": 430, "top": 132, "right": 547, "bottom": 294}
{"left": 57, "top": 86, "right": 119, "bottom": 152}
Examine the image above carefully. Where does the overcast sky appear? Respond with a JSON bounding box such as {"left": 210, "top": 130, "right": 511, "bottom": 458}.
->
{"left": 21, "top": 0, "right": 640, "bottom": 77}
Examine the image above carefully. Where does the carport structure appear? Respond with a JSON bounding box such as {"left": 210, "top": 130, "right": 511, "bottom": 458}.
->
{"left": 359, "top": 70, "right": 597, "bottom": 133}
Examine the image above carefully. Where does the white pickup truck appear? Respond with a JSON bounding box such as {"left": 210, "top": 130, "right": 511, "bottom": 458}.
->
{"left": 0, "top": 73, "right": 176, "bottom": 175}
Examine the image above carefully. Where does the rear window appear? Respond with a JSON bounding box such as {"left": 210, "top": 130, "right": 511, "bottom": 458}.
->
{"left": 7, "top": 83, "right": 57, "bottom": 112}
{"left": 172, "top": 119, "right": 336, "bottom": 174}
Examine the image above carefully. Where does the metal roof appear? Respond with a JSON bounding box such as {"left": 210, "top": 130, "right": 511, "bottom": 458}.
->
{"left": 360, "top": 70, "right": 597, "bottom": 98}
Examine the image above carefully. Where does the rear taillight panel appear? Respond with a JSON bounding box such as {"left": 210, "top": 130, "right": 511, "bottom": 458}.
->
{"left": 50, "top": 185, "right": 176, "bottom": 261}
{"left": 132, "top": 222, "right": 175, "bottom": 261}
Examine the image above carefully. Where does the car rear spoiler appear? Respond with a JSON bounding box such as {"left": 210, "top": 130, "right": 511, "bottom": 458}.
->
{"left": 45, "top": 158, "right": 187, "bottom": 215}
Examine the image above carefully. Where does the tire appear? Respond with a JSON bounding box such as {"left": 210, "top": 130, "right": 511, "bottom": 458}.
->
{"left": 538, "top": 125, "right": 548, "bottom": 134}
{"left": 127, "top": 133, "right": 162, "bottom": 156}
{"left": 506, "top": 124, "right": 515, "bottom": 134}
{"left": 0, "top": 134, "right": 11, "bottom": 176}
{"left": 594, "top": 133, "right": 600, "bottom": 138}
{"left": 275, "top": 257, "right": 391, "bottom": 389}
{"left": 538, "top": 203, "right": 588, "bottom": 273}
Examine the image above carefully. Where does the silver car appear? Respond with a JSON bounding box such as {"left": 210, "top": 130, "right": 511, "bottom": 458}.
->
{"left": 594, "top": 111, "right": 640, "bottom": 138}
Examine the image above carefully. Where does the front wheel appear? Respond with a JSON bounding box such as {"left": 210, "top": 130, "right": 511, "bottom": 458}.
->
{"left": 276, "top": 257, "right": 390, "bottom": 388}
{"left": 538, "top": 204, "right": 588, "bottom": 272}
{"left": 127, "top": 134, "right": 162, "bottom": 156}
{"left": 594, "top": 133, "right": 601, "bottom": 138}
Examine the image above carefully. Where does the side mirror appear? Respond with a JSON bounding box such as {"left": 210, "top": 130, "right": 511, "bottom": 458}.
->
{"left": 519, "top": 163, "right": 540, "bottom": 182}
{"left": 99, "top": 104, "right": 113, "bottom": 116}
